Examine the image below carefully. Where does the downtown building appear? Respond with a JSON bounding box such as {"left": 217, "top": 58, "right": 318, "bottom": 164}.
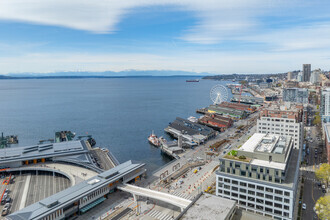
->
{"left": 303, "top": 64, "right": 311, "bottom": 82}
{"left": 257, "top": 103, "right": 304, "bottom": 149}
{"left": 321, "top": 87, "right": 330, "bottom": 123}
{"left": 282, "top": 88, "right": 308, "bottom": 104}
{"left": 216, "top": 133, "right": 300, "bottom": 220}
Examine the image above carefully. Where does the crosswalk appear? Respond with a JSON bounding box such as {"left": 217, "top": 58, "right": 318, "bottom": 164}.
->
{"left": 171, "top": 191, "right": 193, "bottom": 200}
{"left": 146, "top": 209, "right": 173, "bottom": 220}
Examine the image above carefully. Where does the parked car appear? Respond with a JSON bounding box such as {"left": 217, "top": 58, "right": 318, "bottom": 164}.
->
{"left": 5, "top": 197, "right": 11, "bottom": 204}
{"left": 302, "top": 203, "right": 307, "bottom": 210}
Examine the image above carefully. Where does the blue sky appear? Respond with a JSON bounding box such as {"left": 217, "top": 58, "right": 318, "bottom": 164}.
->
{"left": 0, "top": 0, "right": 330, "bottom": 74}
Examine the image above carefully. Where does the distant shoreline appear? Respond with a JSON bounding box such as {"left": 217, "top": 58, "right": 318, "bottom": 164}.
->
{"left": 0, "top": 75, "right": 205, "bottom": 80}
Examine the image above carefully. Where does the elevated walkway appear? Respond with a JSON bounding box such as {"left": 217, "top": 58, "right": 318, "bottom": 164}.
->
{"left": 117, "top": 184, "right": 192, "bottom": 210}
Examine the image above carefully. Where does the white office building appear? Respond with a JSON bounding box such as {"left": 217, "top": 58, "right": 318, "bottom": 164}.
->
{"left": 216, "top": 133, "right": 300, "bottom": 220}
{"left": 321, "top": 87, "right": 330, "bottom": 123}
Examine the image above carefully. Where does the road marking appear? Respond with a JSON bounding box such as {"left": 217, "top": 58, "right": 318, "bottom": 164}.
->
{"left": 19, "top": 174, "right": 31, "bottom": 210}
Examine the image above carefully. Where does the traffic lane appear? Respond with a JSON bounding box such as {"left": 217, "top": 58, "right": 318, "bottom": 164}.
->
{"left": 302, "top": 171, "right": 316, "bottom": 220}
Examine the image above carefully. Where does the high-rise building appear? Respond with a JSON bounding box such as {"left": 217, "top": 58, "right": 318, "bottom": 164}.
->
{"left": 282, "top": 88, "right": 308, "bottom": 104}
{"left": 310, "top": 69, "right": 320, "bottom": 84}
{"left": 257, "top": 103, "right": 304, "bottom": 149}
{"left": 216, "top": 133, "right": 300, "bottom": 220}
{"left": 303, "top": 64, "right": 311, "bottom": 82}
{"left": 297, "top": 72, "right": 303, "bottom": 82}
{"left": 321, "top": 88, "right": 330, "bottom": 123}
{"left": 287, "top": 72, "right": 292, "bottom": 80}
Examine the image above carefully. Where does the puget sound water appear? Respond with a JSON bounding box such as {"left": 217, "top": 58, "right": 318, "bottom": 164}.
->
{"left": 0, "top": 77, "right": 236, "bottom": 172}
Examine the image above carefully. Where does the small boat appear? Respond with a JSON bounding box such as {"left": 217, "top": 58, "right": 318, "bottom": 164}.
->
{"left": 187, "top": 116, "right": 198, "bottom": 123}
{"left": 148, "top": 131, "right": 160, "bottom": 147}
{"left": 186, "top": 79, "right": 199, "bottom": 82}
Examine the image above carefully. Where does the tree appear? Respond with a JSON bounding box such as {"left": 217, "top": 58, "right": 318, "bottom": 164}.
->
{"left": 313, "top": 115, "right": 321, "bottom": 126}
{"left": 315, "top": 163, "right": 330, "bottom": 186}
{"left": 315, "top": 196, "right": 330, "bottom": 220}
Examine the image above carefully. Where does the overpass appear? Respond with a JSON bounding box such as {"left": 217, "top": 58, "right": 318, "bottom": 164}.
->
{"left": 117, "top": 184, "right": 192, "bottom": 210}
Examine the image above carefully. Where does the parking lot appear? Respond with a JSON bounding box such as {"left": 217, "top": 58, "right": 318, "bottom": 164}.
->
{"left": 0, "top": 171, "right": 70, "bottom": 218}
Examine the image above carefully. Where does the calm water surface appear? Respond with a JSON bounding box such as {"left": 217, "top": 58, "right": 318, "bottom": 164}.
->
{"left": 0, "top": 77, "right": 233, "bottom": 172}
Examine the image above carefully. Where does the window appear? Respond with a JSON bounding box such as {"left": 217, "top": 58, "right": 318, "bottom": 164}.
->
{"left": 266, "top": 187, "right": 273, "bottom": 193}
{"left": 248, "top": 203, "right": 254, "bottom": 208}
{"left": 232, "top": 180, "right": 238, "bottom": 185}
{"left": 224, "top": 178, "right": 230, "bottom": 183}
{"left": 232, "top": 193, "right": 238, "bottom": 198}
{"left": 260, "top": 168, "right": 264, "bottom": 173}
{"left": 269, "top": 176, "right": 272, "bottom": 181}
{"left": 265, "top": 207, "right": 272, "bottom": 213}
{"left": 274, "top": 203, "right": 282, "bottom": 208}
{"left": 218, "top": 189, "right": 223, "bottom": 194}
{"left": 224, "top": 190, "right": 230, "bottom": 195}
{"left": 235, "top": 164, "right": 240, "bottom": 168}
{"left": 248, "top": 196, "right": 255, "bottom": 202}
{"left": 240, "top": 201, "right": 246, "bottom": 206}
{"left": 284, "top": 198, "right": 290, "bottom": 203}
{"left": 275, "top": 196, "right": 282, "bottom": 202}
{"left": 248, "top": 190, "right": 255, "bottom": 195}
{"left": 240, "top": 194, "right": 246, "bottom": 200}
{"left": 248, "top": 184, "right": 255, "bottom": 189}
{"left": 240, "top": 182, "right": 247, "bottom": 187}
{"left": 256, "top": 205, "right": 263, "bottom": 210}
{"left": 274, "top": 209, "right": 282, "bottom": 215}
{"left": 257, "top": 186, "right": 264, "bottom": 191}
{"left": 232, "top": 186, "right": 238, "bottom": 191}
{"left": 240, "top": 188, "right": 246, "bottom": 193}
{"left": 241, "top": 171, "right": 246, "bottom": 176}
{"left": 284, "top": 191, "right": 290, "bottom": 196}
{"left": 224, "top": 185, "right": 230, "bottom": 189}
{"left": 275, "top": 189, "right": 283, "bottom": 195}
{"left": 284, "top": 212, "right": 289, "bottom": 217}
{"left": 284, "top": 205, "right": 289, "bottom": 210}
{"left": 265, "top": 201, "right": 273, "bottom": 206}
{"left": 256, "top": 192, "right": 264, "bottom": 197}
{"left": 256, "top": 199, "right": 264, "bottom": 204}
{"left": 265, "top": 194, "right": 273, "bottom": 199}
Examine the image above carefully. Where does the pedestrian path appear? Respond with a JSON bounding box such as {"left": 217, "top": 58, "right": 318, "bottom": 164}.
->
{"left": 304, "top": 177, "right": 318, "bottom": 183}
{"left": 171, "top": 191, "right": 194, "bottom": 200}
{"left": 146, "top": 209, "right": 173, "bottom": 220}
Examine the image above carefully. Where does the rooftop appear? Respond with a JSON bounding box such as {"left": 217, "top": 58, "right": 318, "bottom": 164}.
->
{"left": 7, "top": 160, "right": 146, "bottom": 220}
{"left": 180, "top": 193, "right": 236, "bottom": 220}
{"left": 0, "top": 140, "right": 89, "bottom": 165}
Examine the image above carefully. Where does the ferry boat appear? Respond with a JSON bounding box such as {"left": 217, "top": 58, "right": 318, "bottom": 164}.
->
{"left": 186, "top": 79, "right": 199, "bottom": 82}
{"left": 148, "top": 131, "right": 160, "bottom": 147}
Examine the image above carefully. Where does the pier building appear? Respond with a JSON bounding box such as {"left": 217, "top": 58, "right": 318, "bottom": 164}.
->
{"left": 165, "top": 117, "right": 216, "bottom": 144}
{"left": 0, "top": 140, "right": 104, "bottom": 172}
{"left": 208, "top": 105, "right": 248, "bottom": 119}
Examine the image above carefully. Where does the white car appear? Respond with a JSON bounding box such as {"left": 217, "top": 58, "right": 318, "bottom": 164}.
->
{"left": 302, "top": 203, "right": 306, "bottom": 210}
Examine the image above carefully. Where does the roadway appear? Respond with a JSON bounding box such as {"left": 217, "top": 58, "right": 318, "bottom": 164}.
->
{"left": 301, "top": 126, "right": 327, "bottom": 220}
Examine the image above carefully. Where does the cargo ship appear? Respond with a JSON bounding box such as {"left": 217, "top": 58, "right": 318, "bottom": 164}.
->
{"left": 148, "top": 131, "right": 160, "bottom": 147}
{"left": 186, "top": 79, "right": 199, "bottom": 82}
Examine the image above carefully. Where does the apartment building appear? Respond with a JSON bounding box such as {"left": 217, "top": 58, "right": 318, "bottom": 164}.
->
{"left": 257, "top": 103, "right": 304, "bottom": 149}
{"left": 216, "top": 133, "right": 300, "bottom": 220}
{"left": 321, "top": 87, "right": 330, "bottom": 123}
{"left": 282, "top": 88, "right": 308, "bottom": 104}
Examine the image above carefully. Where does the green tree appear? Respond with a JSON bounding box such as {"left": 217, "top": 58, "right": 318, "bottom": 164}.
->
{"left": 315, "top": 163, "right": 330, "bottom": 186}
{"left": 313, "top": 115, "right": 321, "bottom": 126}
{"left": 315, "top": 196, "right": 330, "bottom": 220}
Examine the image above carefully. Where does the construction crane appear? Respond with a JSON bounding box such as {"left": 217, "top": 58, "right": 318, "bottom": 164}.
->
{"left": 238, "top": 84, "right": 244, "bottom": 104}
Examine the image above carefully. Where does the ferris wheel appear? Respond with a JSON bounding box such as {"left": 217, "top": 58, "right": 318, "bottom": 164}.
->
{"left": 210, "top": 84, "right": 229, "bottom": 104}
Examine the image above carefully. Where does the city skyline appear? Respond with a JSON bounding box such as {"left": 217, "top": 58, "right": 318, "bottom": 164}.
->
{"left": 1, "top": 0, "right": 330, "bottom": 74}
